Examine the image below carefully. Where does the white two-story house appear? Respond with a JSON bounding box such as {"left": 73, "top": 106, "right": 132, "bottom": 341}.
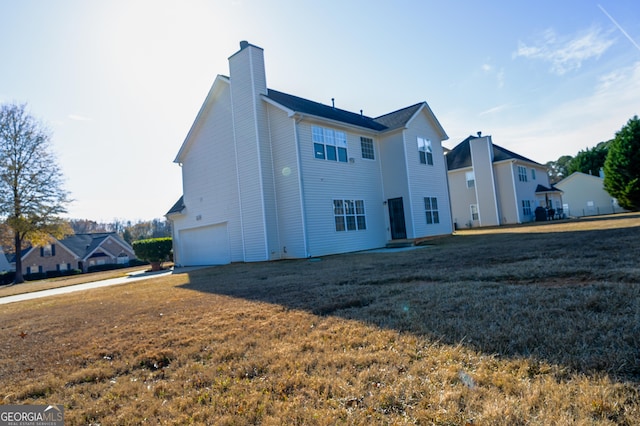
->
{"left": 167, "top": 41, "right": 453, "bottom": 266}
{"left": 446, "top": 134, "right": 563, "bottom": 228}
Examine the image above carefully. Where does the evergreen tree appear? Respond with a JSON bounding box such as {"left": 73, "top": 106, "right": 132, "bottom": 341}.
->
{"left": 604, "top": 116, "right": 640, "bottom": 211}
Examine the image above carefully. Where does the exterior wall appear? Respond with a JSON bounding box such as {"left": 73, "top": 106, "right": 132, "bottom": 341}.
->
{"left": 469, "top": 137, "right": 499, "bottom": 226}
{"left": 267, "top": 104, "right": 307, "bottom": 258}
{"left": 297, "top": 119, "right": 387, "bottom": 257}
{"left": 511, "top": 161, "right": 545, "bottom": 222}
{"left": 96, "top": 238, "right": 135, "bottom": 260}
{"left": 556, "top": 172, "right": 627, "bottom": 217}
{"left": 402, "top": 112, "right": 453, "bottom": 237}
{"left": 379, "top": 129, "right": 410, "bottom": 238}
{"left": 493, "top": 162, "right": 519, "bottom": 224}
{"left": 229, "top": 43, "right": 272, "bottom": 262}
{"left": 21, "top": 244, "right": 78, "bottom": 275}
{"left": 447, "top": 167, "right": 478, "bottom": 228}
{"left": 0, "top": 248, "right": 10, "bottom": 272}
{"left": 172, "top": 82, "right": 243, "bottom": 265}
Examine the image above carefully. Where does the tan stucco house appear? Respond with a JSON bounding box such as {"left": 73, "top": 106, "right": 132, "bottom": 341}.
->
{"left": 555, "top": 171, "right": 628, "bottom": 217}
{"left": 446, "top": 134, "right": 563, "bottom": 228}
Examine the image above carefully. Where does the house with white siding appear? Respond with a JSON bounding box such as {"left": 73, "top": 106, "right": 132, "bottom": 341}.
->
{"left": 446, "top": 134, "right": 563, "bottom": 228}
{"left": 166, "top": 41, "right": 453, "bottom": 266}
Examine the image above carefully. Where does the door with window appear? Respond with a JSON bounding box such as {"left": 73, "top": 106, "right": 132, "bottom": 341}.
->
{"left": 388, "top": 197, "right": 407, "bottom": 240}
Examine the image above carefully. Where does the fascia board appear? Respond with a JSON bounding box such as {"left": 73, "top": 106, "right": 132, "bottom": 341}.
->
{"left": 405, "top": 103, "right": 449, "bottom": 141}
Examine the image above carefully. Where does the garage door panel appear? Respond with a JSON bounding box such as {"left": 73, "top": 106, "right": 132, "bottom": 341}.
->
{"left": 179, "top": 223, "right": 231, "bottom": 266}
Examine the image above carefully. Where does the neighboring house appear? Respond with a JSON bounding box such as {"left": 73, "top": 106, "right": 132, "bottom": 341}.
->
{"left": 0, "top": 247, "right": 10, "bottom": 272}
{"left": 555, "top": 171, "right": 628, "bottom": 217}
{"left": 167, "top": 41, "right": 453, "bottom": 266}
{"left": 446, "top": 134, "right": 563, "bottom": 228}
{"left": 11, "top": 233, "right": 136, "bottom": 275}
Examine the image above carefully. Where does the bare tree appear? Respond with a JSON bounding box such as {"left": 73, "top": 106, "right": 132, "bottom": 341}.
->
{"left": 0, "top": 103, "right": 72, "bottom": 283}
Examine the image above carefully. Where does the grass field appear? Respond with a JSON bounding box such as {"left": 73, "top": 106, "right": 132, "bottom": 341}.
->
{"left": 1, "top": 213, "right": 639, "bottom": 425}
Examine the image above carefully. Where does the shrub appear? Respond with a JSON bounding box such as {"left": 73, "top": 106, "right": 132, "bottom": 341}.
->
{"left": 87, "top": 263, "right": 128, "bottom": 273}
{"left": 132, "top": 238, "right": 172, "bottom": 271}
{"left": 24, "top": 272, "right": 47, "bottom": 281}
{"left": 0, "top": 271, "right": 15, "bottom": 285}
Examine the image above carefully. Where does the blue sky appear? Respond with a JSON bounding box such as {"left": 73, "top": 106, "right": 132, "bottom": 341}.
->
{"left": 1, "top": 1, "right": 638, "bottom": 222}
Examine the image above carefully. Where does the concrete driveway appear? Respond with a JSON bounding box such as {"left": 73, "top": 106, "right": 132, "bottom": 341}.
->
{"left": 0, "top": 269, "right": 175, "bottom": 305}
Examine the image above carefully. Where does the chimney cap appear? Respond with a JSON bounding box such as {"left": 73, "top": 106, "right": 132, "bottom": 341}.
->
{"left": 240, "top": 40, "right": 249, "bottom": 49}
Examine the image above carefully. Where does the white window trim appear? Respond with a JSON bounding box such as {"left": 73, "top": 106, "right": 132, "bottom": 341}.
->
{"left": 417, "top": 137, "right": 433, "bottom": 165}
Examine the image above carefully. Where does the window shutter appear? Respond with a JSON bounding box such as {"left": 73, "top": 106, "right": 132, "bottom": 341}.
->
{"left": 52, "top": 244, "right": 56, "bottom": 256}
{"left": 40, "top": 247, "right": 44, "bottom": 257}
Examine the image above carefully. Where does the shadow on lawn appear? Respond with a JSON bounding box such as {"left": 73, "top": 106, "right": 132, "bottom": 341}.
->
{"left": 177, "top": 221, "right": 640, "bottom": 384}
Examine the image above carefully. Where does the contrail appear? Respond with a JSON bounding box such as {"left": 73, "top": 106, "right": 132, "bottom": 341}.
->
{"left": 598, "top": 4, "right": 640, "bottom": 52}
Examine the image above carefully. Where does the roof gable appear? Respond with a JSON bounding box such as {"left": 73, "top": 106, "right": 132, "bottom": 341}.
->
{"left": 174, "top": 75, "right": 230, "bottom": 163}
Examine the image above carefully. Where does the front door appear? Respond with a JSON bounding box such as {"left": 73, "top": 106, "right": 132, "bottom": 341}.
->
{"left": 388, "top": 197, "right": 407, "bottom": 240}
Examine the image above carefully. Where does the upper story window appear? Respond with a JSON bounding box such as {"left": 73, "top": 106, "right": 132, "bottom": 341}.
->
{"left": 333, "top": 199, "right": 366, "bottom": 231}
{"left": 417, "top": 137, "right": 433, "bottom": 165}
{"left": 465, "top": 171, "right": 475, "bottom": 188}
{"left": 531, "top": 168, "right": 536, "bottom": 180}
{"left": 518, "top": 166, "right": 528, "bottom": 182}
{"left": 313, "top": 126, "right": 348, "bottom": 162}
{"left": 360, "top": 137, "right": 375, "bottom": 160}
{"left": 40, "top": 244, "right": 55, "bottom": 257}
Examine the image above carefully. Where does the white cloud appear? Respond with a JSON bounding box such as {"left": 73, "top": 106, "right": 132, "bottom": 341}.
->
{"left": 514, "top": 26, "right": 615, "bottom": 75}
{"left": 495, "top": 61, "right": 640, "bottom": 161}
{"left": 479, "top": 104, "right": 511, "bottom": 116}
{"left": 68, "top": 114, "right": 93, "bottom": 122}
{"left": 482, "top": 63, "right": 492, "bottom": 72}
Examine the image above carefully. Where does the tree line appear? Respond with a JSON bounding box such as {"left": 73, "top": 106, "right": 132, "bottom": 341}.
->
{"left": 67, "top": 218, "right": 171, "bottom": 244}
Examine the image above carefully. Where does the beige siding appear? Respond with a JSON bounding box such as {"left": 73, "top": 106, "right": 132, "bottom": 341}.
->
{"left": 447, "top": 168, "right": 478, "bottom": 228}
{"left": 493, "top": 162, "right": 518, "bottom": 224}
{"left": 556, "top": 172, "right": 626, "bottom": 217}
{"left": 469, "top": 137, "right": 499, "bottom": 226}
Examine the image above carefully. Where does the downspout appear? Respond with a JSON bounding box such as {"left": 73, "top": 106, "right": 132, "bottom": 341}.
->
{"left": 293, "top": 115, "right": 310, "bottom": 257}
{"left": 511, "top": 160, "right": 521, "bottom": 223}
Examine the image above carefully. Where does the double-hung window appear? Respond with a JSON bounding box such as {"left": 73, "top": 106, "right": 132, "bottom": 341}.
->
{"left": 417, "top": 137, "right": 433, "bottom": 165}
{"left": 518, "top": 166, "right": 528, "bottom": 182}
{"left": 313, "top": 126, "right": 348, "bottom": 162}
{"left": 522, "top": 200, "right": 532, "bottom": 216}
{"left": 470, "top": 204, "right": 479, "bottom": 221}
{"left": 531, "top": 168, "right": 536, "bottom": 180}
{"left": 333, "top": 199, "right": 366, "bottom": 231}
{"left": 360, "top": 137, "right": 375, "bottom": 160}
{"left": 424, "top": 197, "right": 440, "bottom": 224}
{"left": 465, "top": 171, "right": 475, "bottom": 188}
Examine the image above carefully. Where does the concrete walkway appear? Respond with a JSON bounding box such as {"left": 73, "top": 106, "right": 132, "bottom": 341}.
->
{"left": 0, "top": 269, "right": 175, "bottom": 305}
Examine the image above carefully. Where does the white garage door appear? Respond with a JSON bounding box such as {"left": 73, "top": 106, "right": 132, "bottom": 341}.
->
{"left": 179, "top": 223, "right": 231, "bottom": 266}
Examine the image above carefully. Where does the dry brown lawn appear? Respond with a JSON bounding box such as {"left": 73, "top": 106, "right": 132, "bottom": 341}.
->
{"left": 1, "top": 213, "right": 639, "bottom": 425}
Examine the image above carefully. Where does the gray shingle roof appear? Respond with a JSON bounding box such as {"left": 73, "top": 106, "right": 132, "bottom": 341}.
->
{"left": 446, "top": 136, "right": 542, "bottom": 171}
{"left": 373, "top": 103, "right": 423, "bottom": 130}
{"left": 166, "top": 196, "right": 185, "bottom": 215}
{"left": 265, "top": 89, "right": 389, "bottom": 131}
